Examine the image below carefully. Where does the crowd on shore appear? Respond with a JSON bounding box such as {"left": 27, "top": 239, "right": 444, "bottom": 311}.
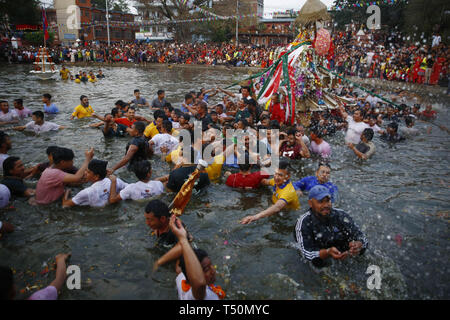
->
{"left": 1, "top": 27, "right": 448, "bottom": 86}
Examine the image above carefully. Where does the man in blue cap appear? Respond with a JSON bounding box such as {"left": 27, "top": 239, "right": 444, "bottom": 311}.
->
{"left": 294, "top": 185, "right": 368, "bottom": 268}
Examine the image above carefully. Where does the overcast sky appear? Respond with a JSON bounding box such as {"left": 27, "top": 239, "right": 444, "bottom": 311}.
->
{"left": 41, "top": 0, "right": 335, "bottom": 15}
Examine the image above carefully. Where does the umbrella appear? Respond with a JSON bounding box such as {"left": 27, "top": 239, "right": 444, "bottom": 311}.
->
{"left": 295, "top": 0, "right": 330, "bottom": 27}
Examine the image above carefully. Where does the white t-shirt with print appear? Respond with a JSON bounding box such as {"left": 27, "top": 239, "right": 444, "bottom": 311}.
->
{"left": 119, "top": 180, "right": 164, "bottom": 201}
{"left": 150, "top": 133, "right": 179, "bottom": 155}
{"left": 25, "top": 121, "right": 60, "bottom": 134}
{"left": 72, "top": 178, "right": 128, "bottom": 207}
{"left": 176, "top": 273, "right": 219, "bottom": 301}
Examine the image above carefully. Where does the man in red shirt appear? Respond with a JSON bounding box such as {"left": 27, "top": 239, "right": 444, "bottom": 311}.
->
{"left": 225, "top": 162, "right": 270, "bottom": 190}
{"left": 279, "top": 129, "right": 310, "bottom": 160}
{"left": 269, "top": 93, "right": 285, "bottom": 125}
{"left": 114, "top": 108, "right": 149, "bottom": 128}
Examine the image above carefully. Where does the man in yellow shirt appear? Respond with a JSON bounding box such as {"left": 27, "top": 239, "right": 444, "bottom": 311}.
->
{"left": 144, "top": 110, "right": 165, "bottom": 138}
{"left": 60, "top": 65, "right": 70, "bottom": 80}
{"left": 241, "top": 160, "right": 299, "bottom": 224}
{"left": 71, "top": 95, "right": 94, "bottom": 119}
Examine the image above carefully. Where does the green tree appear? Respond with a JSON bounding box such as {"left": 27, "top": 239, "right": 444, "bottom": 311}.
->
{"left": 24, "top": 30, "right": 55, "bottom": 46}
{"left": 0, "top": 0, "right": 40, "bottom": 25}
{"left": 403, "top": 0, "right": 449, "bottom": 43}
{"left": 91, "top": 0, "right": 129, "bottom": 13}
{"left": 331, "top": 0, "right": 406, "bottom": 31}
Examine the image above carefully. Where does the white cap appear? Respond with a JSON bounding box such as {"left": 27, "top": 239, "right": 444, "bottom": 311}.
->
{"left": 0, "top": 184, "right": 11, "bottom": 209}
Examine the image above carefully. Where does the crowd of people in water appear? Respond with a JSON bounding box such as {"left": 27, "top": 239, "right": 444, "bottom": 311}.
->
{"left": 1, "top": 27, "right": 448, "bottom": 86}
{"left": 0, "top": 62, "right": 443, "bottom": 300}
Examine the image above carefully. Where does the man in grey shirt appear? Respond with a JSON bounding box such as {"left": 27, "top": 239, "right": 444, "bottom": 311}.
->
{"left": 151, "top": 90, "right": 167, "bottom": 110}
{"left": 130, "top": 89, "right": 149, "bottom": 108}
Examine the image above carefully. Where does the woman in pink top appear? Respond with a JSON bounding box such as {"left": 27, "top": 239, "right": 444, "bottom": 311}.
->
{"left": 35, "top": 147, "right": 94, "bottom": 205}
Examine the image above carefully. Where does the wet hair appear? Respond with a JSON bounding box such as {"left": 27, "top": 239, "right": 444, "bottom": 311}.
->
{"left": 0, "top": 131, "right": 9, "bottom": 147}
{"left": 157, "top": 90, "right": 165, "bottom": 96}
{"left": 153, "top": 109, "right": 167, "bottom": 121}
{"left": 3, "top": 156, "right": 20, "bottom": 176}
{"left": 198, "top": 101, "right": 208, "bottom": 112}
{"left": 52, "top": 147, "right": 75, "bottom": 164}
{"left": 405, "top": 116, "right": 414, "bottom": 127}
{"left": 0, "top": 266, "right": 14, "bottom": 300}
{"left": 318, "top": 162, "right": 331, "bottom": 170}
{"left": 279, "top": 159, "right": 290, "bottom": 171}
{"left": 269, "top": 120, "right": 280, "bottom": 130}
{"left": 174, "top": 109, "right": 183, "bottom": 117}
{"left": 145, "top": 199, "right": 170, "bottom": 217}
{"left": 362, "top": 128, "right": 374, "bottom": 141}
{"left": 80, "top": 95, "right": 88, "bottom": 101}
{"left": 46, "top": 146, "right": 59, "bottom": 156}
{"left": 133, "top": 121, "right": 146, "bottom": 134}
{"left": 14, "top": 99, "right": 23, "bottom": 106}
{"left": 287, "top": 128, "right": 297, "bottom": 136}
{"left": 88, "top": 159, "right": 108, "bottom": 180}
{"left": 162, "top": 119, "right": 172, "bottom": 132}
{"left": 179, "top": 248, "right": 209, "bottom": 283}
{"left": 132, "top": 160, "right": 151, "bottom": 181}
{"left": 32, "top": 111, "right": 44, "bottom": 120}
{"left": 237, "top": 118, "right": 248, "bottom": 127}
{"left": 43, "top": 93, "right": 52, "bottom": 100}
{"left": 244, "top": 98, "right": 257, "bottom": 107}
{"left": 115, "top": 100, "right": 126, "bottom": 108}
{"left": 111, "top": 107, "right": 120, "bottom": 118}
{"left": 180, "top": 113, "right": 190, "bottom": 122}
{"left": 388, "top": 122, "right": 398, "bottom": 132}
{"left": 312, "top": 129, "right": 323, "bottom": 139}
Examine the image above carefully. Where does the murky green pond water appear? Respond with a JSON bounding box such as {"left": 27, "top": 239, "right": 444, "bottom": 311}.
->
{"left": 0, "top": 64, "right": 449, "bottom": 299}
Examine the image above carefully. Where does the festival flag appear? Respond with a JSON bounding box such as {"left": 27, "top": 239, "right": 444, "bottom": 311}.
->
{"left": 42, "top": 7, "right": 49, "bottom": 41}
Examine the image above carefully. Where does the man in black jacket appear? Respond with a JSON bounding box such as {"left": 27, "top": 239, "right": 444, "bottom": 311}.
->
{"left": 294, "top": 185, "right": 368, "bottom": 268}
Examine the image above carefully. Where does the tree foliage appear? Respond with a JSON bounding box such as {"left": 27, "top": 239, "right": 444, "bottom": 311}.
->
{"left": 0, "top": 0, "right": 41, "bottom": 25}
{"left": 23, "top": 30, "right": 55, "bottom": 46}
{"left": 403, "top": 0, "right": 449, "bottom": 42}
{"left": 331, "top": 0, "right": 406, "bottom": 31}
{"left": 91, "top": 0, "right": 130, "bottom": 13}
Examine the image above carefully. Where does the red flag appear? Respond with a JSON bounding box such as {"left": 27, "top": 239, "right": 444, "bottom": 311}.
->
{"left": 42, "top": 8, "right": 49, "bottom": 41}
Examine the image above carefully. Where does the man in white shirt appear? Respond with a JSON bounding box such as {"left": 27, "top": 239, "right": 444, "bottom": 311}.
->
{"left": 109, "top": 160, "right": 165, "bottom": 203}
{"left": 432, "top": 34, "right": 441, "bottom": 48}
{"left": 149, "top": 120, "right": 179, "bottom": 155}
{"left": 13, "top": 111, "right": 64, "bottom": 134}
{"left": 170, "top": 215, "right": 224, "bottom": 300}
{"left": 340, "top": 105, "right": 369, "bottom": 144}
{"left": 62, "top": 159, "right": 128, "bottom": 208}
{"left": 0, "top": 101, "right": 19, "bottom": 125}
